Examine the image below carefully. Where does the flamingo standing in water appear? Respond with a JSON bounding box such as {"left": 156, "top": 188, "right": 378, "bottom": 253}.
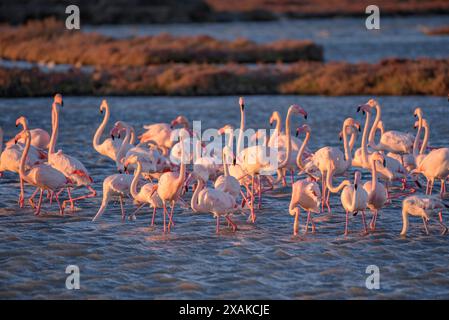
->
{"left": 92, "top": 99, "right": 127, "bottom": 162}
{"left": 48, "top": 94, "right": 96, "bottom": 211}
{"left": 190, "top": 172, "right": 239, "bottom": 233}
{"left": 367, "top": 99, "right": 414, "bottom": 164}
{"left": 0, "top": 123, "right": 46, "bottom": 206}
{"left": 152, "top": 129, "right": 188, "bottom": 233}
{"left": 306, "top": 118, "right": 358, "bottom": 213}
{"left": 92, "top": 135, "right": 138, "bottom": 222}
{"left": 363, "top": 151, "right": 388, "bottom": 231}
{"left": 400, "top": 195, "right": 448, "bottom": 236}
{"left": 289, "top": 124, "right": 321, "bottom": 235}
{"left": 17, "top": 119, "right": 71, "bottom": 215}
{"left": 124, "top": 155, "right": 163, "bottom": 226}
{"left": 238, "top": 103, "right": 307, "bottom": 223}
{"left": 214, "top": 146, "right": 241, "bottom": 199}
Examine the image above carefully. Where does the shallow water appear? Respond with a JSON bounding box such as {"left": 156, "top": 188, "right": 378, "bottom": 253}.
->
{"left": 86, "top": 15, "right": 449, "bottom": 62}
{"left": 0, "top": 95, "right": 449, "bottom": 299}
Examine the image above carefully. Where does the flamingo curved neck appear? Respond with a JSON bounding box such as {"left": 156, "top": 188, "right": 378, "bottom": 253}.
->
{"left": 49, "top": 103, "right": 60, "bottom": 156}
{"left": 296, "top": 132, "right": 310, "bottom": 169}
{"left": 175, "top": 136, "right": 186, "bottom": 190}
{"left": 368, "top": 103, "right": 382, "bottom": 151}
{"left": 342, "top": 122, "right": 352, "bottom": 167}
{"left": 191, "top": 178, "right": 204, "bottom": 212}
{"left": 278, "top": 107, "right": 294, "bottom": 169}
{"left": 419, "top": 123, "right": 430, "bottom": 155}
{"left": 19, "top": 131, "right": 31, "bottom": 178}
{"left": 237, "top": 107, "right": 245, "bottom": 156}
{"left": 222, "top": 147, "right": 230, "bottom": 176}
{"left": 361, "top": 111, "right": 372, "bottom": 166}
{"left": 130, "top": 127, "right": 136, "bottom": 145}
{"left": 326, "top": 168, "right": 350, "bottom": 193}
{"left": 116, "top": 127, "right": 131, "bottom": 165}
{"left": 400, "top": 206, "right": 409, "bottom": 235}
{"left": 93, "top": 106, "right": 110, "bottom": 152}
{"left": 130, "top": 161, "right": 142, "bottom": 199}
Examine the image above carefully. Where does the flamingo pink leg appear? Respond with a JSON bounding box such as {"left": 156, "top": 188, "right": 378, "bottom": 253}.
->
{"left": 344, "top": 210, "right": 349, "bottom": 236}
{"left": 54, "top": 191, "right": 64, "bottom": 215}
{"left": 162, "top": 202, "right": 167, "bottom": 233}
{"left": 305, "top": 210, "right": 311, "bottom": 234}
{"left": 168, "top": 203, "right": 175, "bottom": 232}
{"left": 18, "top": 178, "right": 25, "bottom": 208}
{"left": 35, "top": 189, "right": 44, "bottom": 216}
{"left": 63, "top": 185, "right": 97, "bottom": 210}
{"left": 257, "top": 176, "right": 262, "bottom": 210}
{"left": 293, "top": 208, "right": 300, "bottom": 236}
{"left": 151, "top": 207, "right": 157, "bottom": 226}
{"left": 361, "top": 210, "right": 368, "bottom": 234}
{"left": 119, "top": 196, "right": 125, "bottom": 222}
{"left": 225, "top": 216, "right": 237, "bottom": 232}
{"left": 28, "top": 188, "right": 40, "bottom": 208}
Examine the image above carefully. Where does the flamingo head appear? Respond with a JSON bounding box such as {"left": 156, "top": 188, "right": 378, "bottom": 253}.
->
{"left": 269, "top": 111, "right": 280, "bottom": 127}
{"left": 366, "top": 98, "right": 377, "bottom": 108}
{"left": 170, "top": 115, "right": 189, "bottom": 129}
{"left": 54, "top": 93, "right": 63, "bottom": 106}
{"left": 357, "top": 103, "right": 371, "bottom": 115}
{"left": 371, "top": 151, "right": 386, "bottom": 167}
{"left": 290, "top": 104, "right": 307, "bottom": 119}
{"left": 100, "top": 99, "right": 108, "bottom": 114}
{"left": 123, "top": 155, "right": 139, "bottom": 170}
{"left": 15, "top": 116, "right": 28, "bottom": 130}
{"left": 353, "top": 170, "right": 362, "bottom": 190}
{"left": 295, "top": 124, "right": 311, "bottom": 137}
{"left": 217, "top": 124, "right": 233, "bottom": 135}
{"left": 343, "top": 117, "right": 359, "bottom": 131}
{"left": 414, "top": 107, "right": 423, "bottom": 119}
{"left": 239, "top": 97, "right": 245, "bottom": 111}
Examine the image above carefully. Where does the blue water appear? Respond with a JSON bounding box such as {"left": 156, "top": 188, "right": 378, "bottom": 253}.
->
{"left": 1, "top": 95, "right": 449, "bottom": 299}
{"left": 85, "top": 15, "right": 449, "bottom": 62}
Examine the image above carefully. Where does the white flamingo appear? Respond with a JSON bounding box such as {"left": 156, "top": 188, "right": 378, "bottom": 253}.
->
{"left": 363, "top": 151, "right": 388, "bottom": 231}
{"left": 401, "top": 195, "right": 448, "bottom": 236}
{"left": 48, "top": 94, "right": 96, "bottom": 211}
{"left": 190, "top": 172, "right": 239, "bottom": 233}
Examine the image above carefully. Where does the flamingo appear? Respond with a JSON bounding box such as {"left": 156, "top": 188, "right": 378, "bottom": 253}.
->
{"left": 124, "top": 155, "right": 163, "bottom": 226}
{"left": 17, "top": 119, "right": 71, "bottom": 215}
{"left": 306, "top": 118, "right": 358, "bottom": 213}
{"left": 412, "top": 147, "right": 449, "bottom": 197}
{"left": 367, "top": 99, "right": 414, "bottom": 163}
{"left": 151, "top": 129, "right": 188, "bottom": 233}
{"left": 400, "top": 195, "right": 448, "bottom": 236}
{"left": 92, "top": 136, "right": 138, "bottom": 222}
{"left": 238, "top": 103, "right": 308, "bottom": 223}
{"left": 327, "top": 165, "right": 368, "bottom": 236}
{"left": 363, "top": 151, "right": 388, "bottom": 231}
{"left": 139, "top": 116, "right": 185, "bottom": 156}
{"left": 92, "top": 99, "right": 126, "bottom": 162}
{"left": 214, "top": 146, "right": 241, "bottom": 199}
{"left": 48, "top": 94, "right": 96, "bottom": 211}
{"left": 6, "top": 125, "right": 50, "bottom": 151}
{"left": 0, "top": 123, "right": 46, "bottom": 206}
{"left": 190, "top": 172, "right": 239, "bottom": 233}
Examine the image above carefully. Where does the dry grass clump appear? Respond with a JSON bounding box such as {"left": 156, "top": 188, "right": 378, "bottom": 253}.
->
{"left": 424, "top": 26, "right": 449, "bottom": 35}
{"left": 1, "top": 58, "right": 447, "bottom": 97}
{"left": 0, "top": 19, "right": 323, "bottom": 67}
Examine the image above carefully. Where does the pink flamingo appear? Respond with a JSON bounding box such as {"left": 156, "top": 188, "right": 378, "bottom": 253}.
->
{"left": 17, "top": 118, "right": 71, "bottom": 215}
{"left": 48, "top": 94, "right": 96, "bottom": 211}
{"left": 190, "top": 172, "right": 239, "bottom": 233}
{"left": 151, "top": 129, "right": 188, "bottom": 233}
{"left": 401, "top": 195, "right": 448, "bottom": 236}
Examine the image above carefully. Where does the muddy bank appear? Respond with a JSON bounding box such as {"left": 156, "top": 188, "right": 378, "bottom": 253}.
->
{"left": 424, "top": 26, "right": 449, "bottom": 35}
{"left": 0, "top": 19, "right": 323, "bottom": 66}
{"left": 2, "top": 58, "right": 447, "bottom": 97}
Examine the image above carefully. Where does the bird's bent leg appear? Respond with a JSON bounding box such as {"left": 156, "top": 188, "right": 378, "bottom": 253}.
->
{"left": 326, "top": 188, "right": 331, "bottom": 214}
{"left": 225, "top": 216, "right": 237, "bottom": 232}
{"left": 422, "top": 217, "right": 429, "bottom": 235}
{"left": 54, "top": 191, "right": 64, "bottom": 215}
{"left": 35, "top": 189, "right": 44, "bottom": 216}
{"left": 28, "top": 188, "right": 39, "bottom": 208}
{"left": 440, "top": 179, "right": 446, "bottom": 198}
{"left": 64, "top": 185, "right": 97, "bottom": 209}
{"left": 321, "top": 178, "right": 326, "bottom": 213}
{"left": 361, "top": 210, "right": 368, "bottom": 234}
{"left": 438, "top": 211, "right": 448, "bottom": 235}
{"left": 257, "top": 175, "right": 262, "bottom": 210}
{"left": 119, "top": 196, "right": 125, "bottom": 222}
{"left": 429, "top": 180, "right": 434, "bottom": 195}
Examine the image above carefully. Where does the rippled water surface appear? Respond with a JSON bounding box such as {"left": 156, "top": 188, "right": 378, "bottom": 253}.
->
{"left": 1, "top": 95, "right": 449, "bottom": 299}
{"left": 86, "top": 15, "right": 449, "bottom": 62}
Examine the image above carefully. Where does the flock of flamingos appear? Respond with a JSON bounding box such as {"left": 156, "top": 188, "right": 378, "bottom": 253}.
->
{"left": 1, "top": 94, "right": 449, "bottom": 237}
